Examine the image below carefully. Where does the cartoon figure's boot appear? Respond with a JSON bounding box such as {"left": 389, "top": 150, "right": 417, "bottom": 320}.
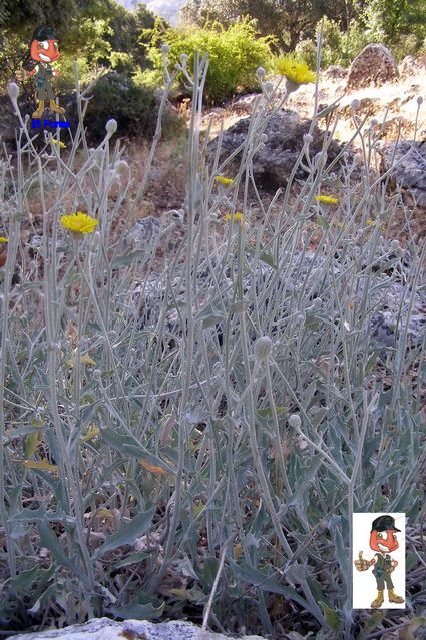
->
{"left": 49, "top": 100, "right": 65, "bottom": 115}
{"left": 388, "top": 589, "right": 404, "bottom": 604}
{"left": 371, "top": 590, "right": 384, "bottom": 608}
{"left": 32, "top": 100, "right": 45, "bottom": 118}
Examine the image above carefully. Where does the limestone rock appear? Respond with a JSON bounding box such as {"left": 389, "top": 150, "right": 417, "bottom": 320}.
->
{"left": 207, "top": 109, "right": 350, "bottom": 189}
{"left": 347, "top": 44, "right": 399, "bottom": 90}
{"left": 11, "top": 617, "right": 267, "bottom": 640}
{"left": 378, "top": 140, "right": 426, "bottom": 207}
{"left": 399, "top": 55, "right": 426, "bottom": 77}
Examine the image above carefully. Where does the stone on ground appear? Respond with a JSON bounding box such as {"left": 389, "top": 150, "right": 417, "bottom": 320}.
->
{"left": 347, "top": 43, "right": 399, "bottom": 90}
{"left": 11, "top": 617, "right": 267, "bottom": 640}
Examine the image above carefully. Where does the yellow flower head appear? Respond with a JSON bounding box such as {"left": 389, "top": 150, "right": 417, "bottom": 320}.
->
{"left": 215, "top": 175, "right": 235, "bottom": 186}
{"left": 60, "top": 212, "right": 99, "bottom": 235}
{"left": 367, "top": 218, "right": 385, "bottom": 231}
{"left": 224, "top": 211, "right": 244, "bottom": 224}
{"left": 0, "top": 237, "right": 8, "bottom": 243}
{"left": 52, "top": 139, "right": 66, "bottom": 149}
{"left": 276, "top": 56, "right": 316, "bottom": 85}
{"left": 315, "top": 195, "right": 339, "bottom": 205}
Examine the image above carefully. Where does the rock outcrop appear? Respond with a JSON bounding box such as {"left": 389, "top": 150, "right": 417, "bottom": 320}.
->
{"left": 207, "top": 109, "right": 352, "bottom": 189}
{"left": 11, "top": 617, "right": 267, "bottom": 640}
{"left": 347, "top": 43, "right": 399, "bottom": 90}
{"left": 399, "top": 55, "right": 426, "bottom": 77}
{"left": 378, "top": 140, "right": 426, "bottom": 207}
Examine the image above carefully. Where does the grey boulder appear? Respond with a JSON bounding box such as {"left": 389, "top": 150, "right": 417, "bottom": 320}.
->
{"left": 10, "top": 617, "right": 267, "bottom": 640}
{"left": 207, "top": 109, "right": 350, "bottom": 190}
{"left": 378, "top": 140, "right": 426, "bottom": 207}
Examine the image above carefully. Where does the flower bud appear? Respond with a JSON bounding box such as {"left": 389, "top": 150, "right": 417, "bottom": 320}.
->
{"left": 351, "top": 99, "right": 360, "bottom": 110}
{"left": 254, "top": 336, "right": 272, "bottom": 363}
{"left": 303, "top": 133, "right": 313, "bottom": 144}
{"left": 263, "top": 81, "right": 274, "bottom": 93}
{"left": 8, "top": 82, "right": 19, "bottom": 101}
{"left": 257, "top": 67, "right": 265, "bottom": 79}
{"left": 114, "top": 160, "right": 129, "bottom": 178}
{"left": 180, "top": 53, "right": 188, "bottom": 64}
{"left": 161, "top": 43, "right": 170, "bottom": 54}
{"left": 417, "top": 96, "right": 423, "bottom": 105}
{"left": 105, "top": 119, "right": 117, "bottom": 135}
{"left": 260, "top": 134, "right": 268, "bottom": 143}
{"left": 288, "top": 414, "right": 302, "bottom": 429}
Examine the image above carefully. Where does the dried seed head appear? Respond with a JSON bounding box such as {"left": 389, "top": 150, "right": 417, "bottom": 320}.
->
{"left": 303, "top": 133, "right": 313, "bottom": 144}
{"left": 417, "top": 96, "right": 423, "bottom": 105}
{"left": 257, "top": 67, "right": 265, "bottom": 79}
{"left": 351, "top": 99, "right": 360, "bottom": 110}
{"left": 254, "top": 336, "right": 273, "bottom": 363}
{"left": 263, "top": 81, "right": 274, "bottom": 93}
{"left": 161, "top": 43, "right": 170, "bottom": 54}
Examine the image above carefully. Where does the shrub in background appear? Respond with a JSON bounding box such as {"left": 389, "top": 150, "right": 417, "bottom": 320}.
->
{"left": 296, "top": 18, "right": 374, "bottom": 69}
{"left": 143, "top": 17, "right": 274, "bottom": 104}
{"left": 83, "top": 71, "right": 168, "bottom": 143}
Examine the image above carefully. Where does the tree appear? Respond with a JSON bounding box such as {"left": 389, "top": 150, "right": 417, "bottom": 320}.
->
{"left": 0, "top": 0, "right": 157, "bottom": 93}
{"left": 105, "top": 2, "right": 156, "bottom": 70}
{"left": 180, "top": 0, "right": 364, "bottom": 51}
{"left": 361, "top": 0, "right": 426, "bottom": 44}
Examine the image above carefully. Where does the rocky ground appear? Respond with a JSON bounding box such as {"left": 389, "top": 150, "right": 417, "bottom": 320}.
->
{"left": 125, "top": 55, "right": 426, "bottom": 260}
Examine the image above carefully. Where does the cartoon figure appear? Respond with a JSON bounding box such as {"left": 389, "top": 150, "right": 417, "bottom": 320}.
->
{"left": 15, "top": 26, "right": 65, "bottom": 119}
{"left": 354, "top": 515, "right": 405, "bottom": 608}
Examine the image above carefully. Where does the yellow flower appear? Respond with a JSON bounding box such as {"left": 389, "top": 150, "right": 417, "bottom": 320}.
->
{"left": 60, "top": 212, "right": 99, "bottom": 235}
{"left": 0, "top": 237, "right": 8, "bottom": 243}
{"left": 367, "top": 219, "right": 385, "bottom": 231}
{"left": 215, "top": 175, "right": 234, "bottom": 186}
{"left": 315, "top": 195, "right": 339, "bottom": 205}
{"left": 52, "top": 139, "right": 66, "bottom": 149}
{"left": 276, "top": 56, "right": 316, "bottom": 85}
{"left": 224, "top": 212, "right": 244, "bottom": 223}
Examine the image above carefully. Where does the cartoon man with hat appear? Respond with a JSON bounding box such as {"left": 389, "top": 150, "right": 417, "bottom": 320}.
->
{"left": 354, "top": 514, "right": 405, "bottom": 608}
{"left": 15, "top": 25, "right": 65, "bottom": 119}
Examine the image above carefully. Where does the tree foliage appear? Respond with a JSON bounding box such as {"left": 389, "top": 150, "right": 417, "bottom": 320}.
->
{"left": 180, "top": 0, "right": 364, "bottom": 52}
{"left": 0, "top": 0, "right": 158, "bottom": 93}
{"left": 180, "top": 0, "right": 426, "bottom": 58}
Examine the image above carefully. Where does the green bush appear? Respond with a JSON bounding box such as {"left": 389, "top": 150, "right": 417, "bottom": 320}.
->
{"left": 297, "top": 13, "right": 426, "bottom": 69}
{"left": 84, "top": 71, "right": 158, "bottom": 142}
{"left": 296, "top": 18, "right": 377, "bottom": 69}
{"left": 143, "top": 17, "right": 274, "bottom": 104}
